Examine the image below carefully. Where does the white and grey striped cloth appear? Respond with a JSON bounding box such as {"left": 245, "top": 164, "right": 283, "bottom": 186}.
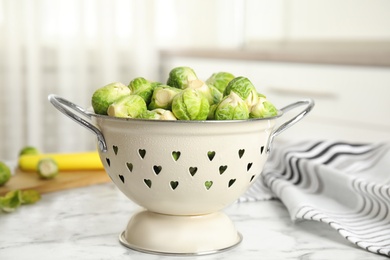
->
{"left": 241, "top": 140, "right": 390, "bottom": 257}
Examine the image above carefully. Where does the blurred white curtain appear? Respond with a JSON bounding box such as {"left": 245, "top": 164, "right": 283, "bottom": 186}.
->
{"left": 0, "top": 0, "right": 159, "bottom": 160}
{"left": 0, "top": 0, "right": 245, "bottom": 161}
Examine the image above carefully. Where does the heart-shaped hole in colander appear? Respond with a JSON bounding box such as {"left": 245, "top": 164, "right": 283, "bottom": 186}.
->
{"left": 172, "top": 151, "right": 181, "bottom": 161}
{"left": 170, "top": 181, "right": 179, "bottom": 190}
{"left": 219, "top": 165, "right": 227, "bottom": 175}
{"left": 207, "top": 151, "right": 215, "bottom": 161}
{"left": 126, "top": 162, "right": 133, "bottom": 172}
{"left": 238, "top": 149, "right": 245, "bottom": 158}
{"left": 144, "top": 179, "right": 152, "bottom": 188}
{"left": 189, "top": 167, "right": 197, "bottom": 176}
{"left": 205, "top": 181, "right": 213, "bottom": 190}
{"left": 153, "top": 165, "right": 162, "bottom": 175}
{"left": 113, "top": 145, "right": 118, "bottom": 155}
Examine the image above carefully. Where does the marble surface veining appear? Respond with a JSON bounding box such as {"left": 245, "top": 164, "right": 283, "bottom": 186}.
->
{"left": 0, "top": 183, "right": 387, "bottom": 260}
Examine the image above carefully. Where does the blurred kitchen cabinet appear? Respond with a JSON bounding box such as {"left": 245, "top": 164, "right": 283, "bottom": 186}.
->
{"left": 160, "top": 49, "right": 390, "bottom": 143}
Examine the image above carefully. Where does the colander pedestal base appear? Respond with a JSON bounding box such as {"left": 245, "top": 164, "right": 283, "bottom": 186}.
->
{"left": 119, "top": 210, "right": 242, "bottom": 256}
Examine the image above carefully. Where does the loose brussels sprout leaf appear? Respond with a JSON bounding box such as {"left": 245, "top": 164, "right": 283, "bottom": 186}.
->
{"left": 0, "top": 190, "right": 22, "bottom": 213}
{"left": 21, "top": 190, "right": 41, "bottom": 204}
{"left": 0, "top": 162, "right": 11, "bottom": 186}
{"left": 107, "top": 95, "right": 147, "bottom": 118}
{"left": 224, "top": 77, "right": 259, "bottom": 109}
{"left": 213, "top": 92, "right": 249, "bottom": 120}
{"left": 92, "top": 82, "right": 130, "bottom": 115}
{"left": 19, "top": 146, "right": 40, "bottom": 156}
{"left": 207, "top": 104, "right": 218, "bottom": 120}
{"left": 171, "top": 88, "right": 210, "bottom": 120}
{"left": 37, "top": 158, "right": 58, "bottom": 179}
{"left": 148, "top": 85, "right": 181, "bottom": 110}
{"left": 206, "top": 72, "right": 235, "bottom": 93}
{"left": 167, "top": 66, "right": 198, "bottom": 89}
{"left": 138, "top": 109, "right": 177, "bottom": 120}
{"left": 250, "top": 96, "right": 278, "bottom": 118}
{"left": 128, "top": 77, "right": 156, "bottom": 104}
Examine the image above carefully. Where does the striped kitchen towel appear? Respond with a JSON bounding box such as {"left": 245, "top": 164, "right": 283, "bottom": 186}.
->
{"left": 241, "top": 140, "right": 390, "bottom": 256}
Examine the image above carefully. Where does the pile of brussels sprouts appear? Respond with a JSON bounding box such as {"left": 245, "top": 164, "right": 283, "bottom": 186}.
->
{"left": 91, "top": 66, "right": 278, "bottom": 120}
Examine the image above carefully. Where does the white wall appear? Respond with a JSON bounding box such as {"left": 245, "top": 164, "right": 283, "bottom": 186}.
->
{"left": 245, "top": 0, "right": 390, "bottom": 43}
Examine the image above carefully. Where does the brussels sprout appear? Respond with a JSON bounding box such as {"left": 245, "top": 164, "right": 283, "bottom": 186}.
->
{"left": 250, "top": 96, "right": 278, "bottom": 118}
{"left": 37, "top": 158, "right": 58, "bottom": 179}
{"left": 19, "top": 146, "right": 40, "bottom": 156}
{"left": 187, "top": 79, "right": 222, "bottom": 105}
{"left": 128, "top": 77, "right": 156, "bottom": 104}
{"left": 213, "top": 92, "right": 249, "bottom": 120}
{"left": 167, "top": 66, "right": 198, "bottom": 89}
{"left": 92, "top": 82, "right": 131, "bottom": 115}
{"left": 107, "top": 95, "right": 147, "bottom": 118}
{"left": 224, "top": 77, "right": 259, "bottom": 109}
{"left": 148, "top": 85, "right": 181, "bottom": 110}
{"left": 206, "top": 72, "right": 235, "bottom": 93}
{"left": 138, "top": 109, "right": 177, "bottom": 120}
{"left": 171, "top": 88, "right": 210, "bottom": 120}
{"left": 20, "top": 190, "right": 41, "bottom": 204}
{"left": 0, "top": 162, "right": 11, "bottom": 186}
{"left": 0, "top": 190, "right": 22, "bottom": 212}
{"left": 0, "top": 189, "right": 41, "bottom": 213}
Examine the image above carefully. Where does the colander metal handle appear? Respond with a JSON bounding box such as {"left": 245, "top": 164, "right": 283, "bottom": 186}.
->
{"left": 267, "top": 99, "right": 315, "bottom": 152}
{"left": 48, "top": 94, "right": 108, "bottom": 153}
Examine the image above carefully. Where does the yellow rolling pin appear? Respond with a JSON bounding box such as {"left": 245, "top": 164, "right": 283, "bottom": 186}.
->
{"left": 19, "top": 152, "right": 104, "bottom": 172}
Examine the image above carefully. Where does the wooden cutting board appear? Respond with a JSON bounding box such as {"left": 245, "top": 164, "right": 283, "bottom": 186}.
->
{"left": 0, "top": 168, "right": 112, "bottom": 195}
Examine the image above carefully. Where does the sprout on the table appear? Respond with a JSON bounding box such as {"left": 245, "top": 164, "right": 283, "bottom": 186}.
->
{"left": 91, "top": 82, "right": 131, "bottom": 115}
{"left": 167, "top": 66, "right": 198, "bottom": 89}
{"left": 0, "top": 162, "right": 11, "bottom": 186}
{"left": 0, "top": 190, "right": 22, "bottom": 212}
{"left": 20, "top": 190, "right": 41, "bottom": 205}
{"left": 171, "top": 88, "right": 210, "bottom": 120}
{"left": 37, "top": 158, "right": 58, "bottom": 179}
{"left": 107, "top": 95, "right": 147, "bottom": 118}
{"left": 19, "top": 146, "right": 40, "bottom": 156}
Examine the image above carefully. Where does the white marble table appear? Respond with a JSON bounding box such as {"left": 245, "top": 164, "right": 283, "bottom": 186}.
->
{"left": 0, "top": 183, "right": 387, "bottom": 260}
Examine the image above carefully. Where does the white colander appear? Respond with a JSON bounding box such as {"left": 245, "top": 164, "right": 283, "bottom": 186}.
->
{"left": 49, "top": 94, "right": 314, "bottom": 255}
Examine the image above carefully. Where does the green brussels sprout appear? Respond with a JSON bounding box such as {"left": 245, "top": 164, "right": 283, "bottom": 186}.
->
{"left": 107, "top": 94, "right": 147, "bottom": 118}
{"left": 20, "top": 190, "right": 41, "bottom": 204}
{"left": 128, "top": 77, "right": 156, "bottom": 104}
{"left": 167, "top": 66, "right": 198, "bottom": 89}
{"left": 37, "top": 158, "right": 58, "bottom": 179}
{"left": 213, "top": 92, "right": 249, "bottom": 120}
{"left": 92, "top": 82, "right": 131, "bottom": 115}
{"left": 206, "top": 72, "right": 235, "bottom": 93}
{"left": 187, "top": 79, "right": 222, "bottom": 105}
{"left": 0, "top": 162, "right": 11, "bottom": 186}
{"left": 0, "top": 189, "right": 41, "bottom": 213}
{"left": 250, "top": 96, "right": 278, "bottom": 118}
{"left": 224, "top": 77, "right": 259, "bottom": 109}
{"left": 171, "top": 88, "right": 210, "bottom": 120}
{"left": 0, "top": 190, "right": 22, "bottom": 212}
{"left": 148, "top": 85, "right": 181, "bottom": 110}
{"left": 138, "top": 109, "right": 177, "bottom": 120}
{"left": 19, "top": 146, "right": 40, "bottom": 156}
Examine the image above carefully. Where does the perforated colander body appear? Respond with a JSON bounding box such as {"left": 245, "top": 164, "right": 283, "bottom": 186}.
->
{"left": 92, "top": 117, "right": 276, "bottom": 215}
